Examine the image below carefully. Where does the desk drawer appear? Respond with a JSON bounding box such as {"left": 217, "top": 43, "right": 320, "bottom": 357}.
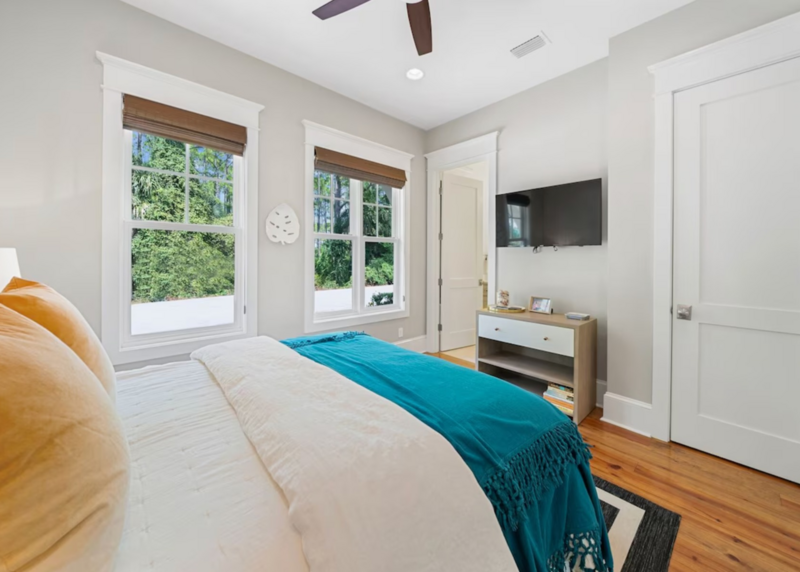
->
{"left": 478, "top": 315, "right": 574, "bottom": 357}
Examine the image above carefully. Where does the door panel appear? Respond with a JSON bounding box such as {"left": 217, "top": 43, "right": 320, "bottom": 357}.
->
{"left": 441, "top": 174, "right": 483, "bottom": 352}
{"left": 672, "top": 56, "right": 800, "bottom": 483}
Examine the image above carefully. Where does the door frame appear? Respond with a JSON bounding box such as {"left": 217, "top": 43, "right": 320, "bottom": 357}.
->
{"left": 425, "top": 132, "right": 499, "bottom": 354}
{"left": 648, "top": 11, "right": 800, "bottom": 442}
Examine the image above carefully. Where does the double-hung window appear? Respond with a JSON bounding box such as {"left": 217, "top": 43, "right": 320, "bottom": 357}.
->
{"left": 99, "top": 53, "right": 262, "bottom": 365}
{"left": 304, "top": 122, "right": 412, "bottom": 332}
{"left": 123, "top": 128, "right": 242, "bottom": 341}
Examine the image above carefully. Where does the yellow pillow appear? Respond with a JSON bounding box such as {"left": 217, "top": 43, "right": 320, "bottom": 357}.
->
{"left": 0, "top": 305, "right": 129, "bottom": 572}
{"left": 0, "top": 277, "right": 116, "bottom": 402}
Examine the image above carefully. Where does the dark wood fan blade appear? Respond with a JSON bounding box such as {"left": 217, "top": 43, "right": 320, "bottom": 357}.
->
{"left": 313, "top": 0, "right": 372, "bottom": 20}
{"left": 406, "top": 0, "right": 432, "bottom": 55}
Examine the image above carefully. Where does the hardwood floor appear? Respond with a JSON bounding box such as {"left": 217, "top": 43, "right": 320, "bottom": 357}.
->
{"left": 429, "top": 352, "right": 800, "bottom": 571}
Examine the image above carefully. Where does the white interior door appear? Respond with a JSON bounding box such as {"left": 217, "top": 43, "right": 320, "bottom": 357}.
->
{"left": 440, "top": 173, "right": 484, "bottom": 352}
{"left": 671, "top": 56, "right": 800, "bottom": 483}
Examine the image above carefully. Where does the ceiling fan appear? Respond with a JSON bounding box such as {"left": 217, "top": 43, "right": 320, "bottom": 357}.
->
{"left": 313, "top": 0, "right": 433, "bottom": 56}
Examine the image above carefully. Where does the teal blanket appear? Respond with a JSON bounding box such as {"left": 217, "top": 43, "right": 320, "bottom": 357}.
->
{"left": 283, "top": 332, "right": 612, "bottom": 572}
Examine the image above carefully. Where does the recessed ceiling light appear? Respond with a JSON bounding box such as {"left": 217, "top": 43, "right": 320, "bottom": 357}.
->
{"left": 406, "top": 68, "right": 425, "bottom": 81}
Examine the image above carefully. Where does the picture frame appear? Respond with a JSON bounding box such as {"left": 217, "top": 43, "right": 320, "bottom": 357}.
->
{"left": 529, "top": 296, "right": 553, "bottom": 314}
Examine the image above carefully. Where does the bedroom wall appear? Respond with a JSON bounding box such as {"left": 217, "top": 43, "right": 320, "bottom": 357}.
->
{"left": 0, "top": 0, "right": 427, "bottom": 354}
{"left": 425, "top": 60, "right": 609, "bottom": 383}
{"left": 606, "top": 0, "right": 800, "bottom": 404}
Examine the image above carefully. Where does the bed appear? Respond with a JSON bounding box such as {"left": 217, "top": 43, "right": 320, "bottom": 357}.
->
{"left": 1, "top": 279, "right": 609, "bottom": 572}
{"left": 114, "top": 360, "right": 310, "bottom": 572}
{"left": 112, "top": 333, "right": 612, "bottom": 572}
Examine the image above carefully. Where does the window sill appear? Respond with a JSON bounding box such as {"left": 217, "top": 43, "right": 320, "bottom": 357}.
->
{"left": 109, "top": 329, "right": 255, "bottom": 366}
{"left": 307, "top": 307, "right": 409, "bottom": 334}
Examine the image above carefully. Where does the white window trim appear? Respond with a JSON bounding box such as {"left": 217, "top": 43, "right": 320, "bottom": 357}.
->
{"left": 98, "top": 52, "right": 263, "bottom": 365}
{"left": 303, "top": 121, "right": 413, "bottom": 333}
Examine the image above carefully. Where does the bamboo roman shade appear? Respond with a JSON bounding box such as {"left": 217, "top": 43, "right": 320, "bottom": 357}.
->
{"left": 123, "top": 95, "right": 247, "bottom": 156}
{"left": 315, "top": 147, "right": 407, "bottom": 188}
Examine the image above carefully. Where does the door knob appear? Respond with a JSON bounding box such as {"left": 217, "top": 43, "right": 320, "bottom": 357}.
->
{"left": 676, "top": 305, "right": 692, "bottom": 320}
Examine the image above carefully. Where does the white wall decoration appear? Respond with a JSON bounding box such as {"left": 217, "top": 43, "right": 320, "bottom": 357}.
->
{"left": 266, "top": 203, "right": 300, "bottom": 244}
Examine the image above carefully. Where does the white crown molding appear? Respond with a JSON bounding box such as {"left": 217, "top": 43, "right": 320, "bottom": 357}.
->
{"left": 302, "top": 120, "right": 414, "bottom": 170}
{"left": 648, "top": 11, "right": 800, "bottom": 95}
{"left": 96, "top": 51, "right": 263, "bottom": 128}
{"left": 425, "top": 131, "right": 499, "bottom": 171}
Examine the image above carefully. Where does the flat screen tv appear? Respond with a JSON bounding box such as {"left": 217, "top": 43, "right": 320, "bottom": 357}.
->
{"left": 496, "top": 179, "right": 602, "bottom": 247}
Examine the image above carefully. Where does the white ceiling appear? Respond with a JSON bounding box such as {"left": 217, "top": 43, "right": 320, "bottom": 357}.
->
{"left": 121, "top": 0, "right": 694, "bottom": 130}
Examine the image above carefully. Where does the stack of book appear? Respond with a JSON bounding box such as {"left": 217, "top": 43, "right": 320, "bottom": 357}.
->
{"left": 543, "top": 383, "right": 574, "bottom": 416}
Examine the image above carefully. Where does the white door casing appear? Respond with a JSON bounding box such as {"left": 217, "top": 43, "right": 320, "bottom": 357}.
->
{"left": 440, "top": 174, "right": 484, "bottom": 351}
{"left": 425, "top": 132, "right": 499, "bottom": 354}
{"left": 671, "top": 56, "right": 800, "bottom": 483}
{"left": 649, "top": 11, "right": 800, "bottom": 443}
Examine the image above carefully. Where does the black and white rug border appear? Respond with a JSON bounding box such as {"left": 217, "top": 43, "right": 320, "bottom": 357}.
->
{"left": 594, "top": 476, "right": 681, "bottom": 572}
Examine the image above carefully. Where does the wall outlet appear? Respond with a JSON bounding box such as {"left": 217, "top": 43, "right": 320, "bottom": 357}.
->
{"left": 398, "top": 327, "right": 404, "bottom": 339}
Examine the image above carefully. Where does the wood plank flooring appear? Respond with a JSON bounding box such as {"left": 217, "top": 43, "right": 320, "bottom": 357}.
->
{"left": 429, "top": 352, "right": 800, "bottom": 571}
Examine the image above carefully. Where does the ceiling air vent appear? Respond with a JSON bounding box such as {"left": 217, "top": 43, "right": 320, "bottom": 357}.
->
{"left": 511, "top": 33, "right": 549, "bottom": 59}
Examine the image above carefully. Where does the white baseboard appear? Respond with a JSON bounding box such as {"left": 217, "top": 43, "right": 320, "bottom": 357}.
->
{"left": 596, "top": 379, "right": 607, "bottom": 408}
{"left": 395, "top": 335, "right": 428, "bottom": 353}
{"left": 601, "top": 392, "right": 652, "bottom": 437}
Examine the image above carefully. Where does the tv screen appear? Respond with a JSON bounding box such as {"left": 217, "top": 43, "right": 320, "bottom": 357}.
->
{"left": 496, "top": 179, "right": 602, "bottom": 247}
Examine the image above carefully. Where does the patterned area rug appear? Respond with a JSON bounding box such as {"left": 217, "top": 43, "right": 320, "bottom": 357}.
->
{"left": 594, "top": 477, "right": 681, "bottom": 572}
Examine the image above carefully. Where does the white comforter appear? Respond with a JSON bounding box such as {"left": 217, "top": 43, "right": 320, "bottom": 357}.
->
{"left": 192, "top": 336, "right": 516, "bottom": 572}
{"left": 114, "top": 360, "right": 309, "bottom": 572}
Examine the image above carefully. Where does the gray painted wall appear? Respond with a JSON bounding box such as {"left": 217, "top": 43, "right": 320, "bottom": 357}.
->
{"left": 4, "top": 0, "right": 800, "bottom": 394}
{"left": 606, "top": 0, "right": 800, "bottom": 403}
{"left": 426, "top": 60, "right": 609, "bottom": 381}
{"left": 0, "top": 0, "right": 427, "bottom": 349}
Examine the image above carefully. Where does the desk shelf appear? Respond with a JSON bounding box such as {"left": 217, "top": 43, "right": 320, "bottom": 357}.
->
{"left": 476, "top": 310, "right": 597, "bottom": 425}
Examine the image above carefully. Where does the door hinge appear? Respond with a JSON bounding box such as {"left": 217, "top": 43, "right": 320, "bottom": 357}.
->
{"left": 243, "top": 305, "right": 247, "bottom": 315}
{"left": 438, "top": 232, "right": 443, "bottom": 241}
{"left": 439, "top": 180, "right": 443, "bottom": 195}
{"left": 437, "top": 323, "right": 443, "bottom": 332}
{"left": 438, "top": 278, "right": 443, "bottom": 287}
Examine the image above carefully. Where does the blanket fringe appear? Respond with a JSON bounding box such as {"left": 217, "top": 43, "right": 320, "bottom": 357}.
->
{"left": 481, "top": 421, "right": 592, "bottom": 532}
{"left": 547, "top": 527, "right": 609, "bottom": 572}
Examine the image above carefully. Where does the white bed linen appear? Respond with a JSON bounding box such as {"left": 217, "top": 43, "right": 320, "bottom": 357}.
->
{"left": 113, "top": 361, "right": 309, "bottom": 572}
{"left": 193, "top": 337, "right": 517, "bottom": 572}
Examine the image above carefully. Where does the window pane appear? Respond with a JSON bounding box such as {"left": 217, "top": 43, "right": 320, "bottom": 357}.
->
{"left": 314, "top": 239, "right": 353, "bottom": 313}
{"left": 363, "top": 181, "right": 377, "bottom": 204}
{"left": 131, "top": 131, "right": 185, "bottom": 172}
{"left": 190, "top": 145, "right": 233, "bottom": 181}
{"left": 365, "top": 242, "right": 394, "bottom": 307}
{"left": 378, "top": 206, "right": 392, "bottom": 237}
{"left": 314, "top": 198, "right": 331, "bottom": 233}
{"left": 314, "top": 170, "right": 331, "bottom": 197}
{"left": 131, "top": 228, "right": 235, "bottom": 335}
{"left": 131, "top": 171, "right": 186, "bottom": 222}
{"left": 332, "top": 174, "right": 350, "bottom": 201}
{"left": 378, "top": 185, "right": 392, "bottom": 206}
{"left": 189, "top": 179, "right": 233, "bottom": 226}
{"left": 363, "top": 204, "right": 377, "bottom": 237}
{"left": 333, "top": 199, "right": 350, "bottom": 234}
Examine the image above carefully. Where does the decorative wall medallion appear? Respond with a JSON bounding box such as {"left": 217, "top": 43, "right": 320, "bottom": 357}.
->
{"left": 265, "top": 203, "right": 300, "bottom": 245}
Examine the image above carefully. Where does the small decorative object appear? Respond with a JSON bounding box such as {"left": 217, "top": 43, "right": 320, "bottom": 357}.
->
{"left": 529, "top": 296, "right": 553, "bottom": 314}
{"left": 566, "top": 312, "right": 591, "bottom": 321}
{"left": 265, "top": 203, "right": 300, "bottom": 245}
{"left": 488, "top": 305, "right": 526, "bottom": 314}
{"left": 496, "top": 290, "right": 510, "bottom": 307}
